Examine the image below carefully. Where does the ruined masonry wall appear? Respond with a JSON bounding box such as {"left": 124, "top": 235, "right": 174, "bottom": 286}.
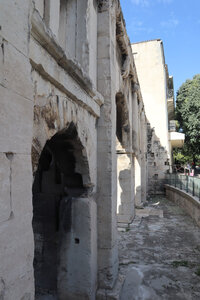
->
{"left": 147, "top": 125, "right": 170, "bottom": 194}
{"left": 30, "top": 1, "right": 100, "bottom": 298}
{"left": 0, "top": 0, "right": 151, "bottom": 299}
{"left": 0, "top": 1, "right": 35, "bottom": 299}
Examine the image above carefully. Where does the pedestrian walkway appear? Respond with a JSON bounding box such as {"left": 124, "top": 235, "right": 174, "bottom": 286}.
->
{"left": 118, "top": 196, "right": 200, "bottom": 300}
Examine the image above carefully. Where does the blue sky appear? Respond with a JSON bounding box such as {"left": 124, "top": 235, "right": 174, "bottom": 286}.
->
{"left": 121, "top": 0, "right": 200, "bottom": 96}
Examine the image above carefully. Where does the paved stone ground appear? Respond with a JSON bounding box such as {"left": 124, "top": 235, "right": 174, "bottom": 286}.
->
{"left": 118, "top": 196, "right": 200, "bottom": 300}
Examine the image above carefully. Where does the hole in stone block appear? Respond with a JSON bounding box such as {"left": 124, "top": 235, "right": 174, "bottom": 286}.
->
{"left": 75, "top": 238, "right": 80, "bottom": 244}
{"left": 6, "top": 152, "right": 14, "bottom": 161}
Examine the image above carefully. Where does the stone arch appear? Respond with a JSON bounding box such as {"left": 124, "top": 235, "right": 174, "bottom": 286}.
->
{"left": 132, "top": 89, "right": 144, "bottom": 208}
{"left": 32, "top": 122, "right": 96, "bottom": 299}
{"left": 116, "top": 93, "right": 134, "bottom": 224}
{"left": 116, "top": 92, "right": 130, "bottom": 150}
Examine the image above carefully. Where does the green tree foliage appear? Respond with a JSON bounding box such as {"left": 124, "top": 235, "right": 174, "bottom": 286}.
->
{"left": 176, "top": 74, "right": 200, "bottom": 164}
{"left": 173, "top": 147, "right": 200, "bottom": 166}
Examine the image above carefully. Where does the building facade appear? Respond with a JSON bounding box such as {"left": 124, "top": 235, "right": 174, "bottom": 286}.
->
{"left": 0, "top": 1, "right": 148, "bottom": 299}
{"left": 132, "top": 39, "right": 184, "bottom": 195}
{"left": 0, "top": 1, "right": 179, "bottom": 300}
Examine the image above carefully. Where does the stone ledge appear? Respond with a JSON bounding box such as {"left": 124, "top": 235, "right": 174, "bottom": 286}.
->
{"left": 165, "top": 184, "right": 200, "bottom": 226}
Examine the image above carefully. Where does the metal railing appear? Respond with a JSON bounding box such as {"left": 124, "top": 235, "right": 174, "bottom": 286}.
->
{"left": 165, "top": 173, "right": 200, "bottom": 201}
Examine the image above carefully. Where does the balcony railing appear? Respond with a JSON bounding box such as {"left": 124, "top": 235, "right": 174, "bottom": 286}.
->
{"left": 165, "top": 173, "right": 200, "bottom": 201}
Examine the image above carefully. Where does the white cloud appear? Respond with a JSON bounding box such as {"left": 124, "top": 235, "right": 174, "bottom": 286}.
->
{"left": 131, "top": 0, "right": 173, "bottom": 6}
{"left": 131, "top": 0, "right": 150, "bottom": 7}
{"left": 161, "top": 19, "right": 179, "bottom": 27}
{"left": 160, "top": 12, "right": 179, "bottom": 28}
{"left": 157, "top": 0, "right": 173, "bottom": 3}
{"left": 127, "top": 20, "right": 153, "bottom": 35}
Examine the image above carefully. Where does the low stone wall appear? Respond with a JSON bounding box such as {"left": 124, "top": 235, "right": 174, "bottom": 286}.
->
{"left": 165, "top": 184, "right": 200, "bottom": 227}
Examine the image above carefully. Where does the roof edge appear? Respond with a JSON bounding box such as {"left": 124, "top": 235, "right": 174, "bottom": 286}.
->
{"left": 131, "top": 39, "right": 162, "bottom": 45}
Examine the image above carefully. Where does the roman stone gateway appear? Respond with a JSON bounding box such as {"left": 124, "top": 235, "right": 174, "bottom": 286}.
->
{"left": 0, "top": 0, "right": 176, "bottom": 299}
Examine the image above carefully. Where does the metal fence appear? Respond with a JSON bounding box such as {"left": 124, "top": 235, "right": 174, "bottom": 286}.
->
{"left": 165, "top": 173, "right": 200, "bottom": 200}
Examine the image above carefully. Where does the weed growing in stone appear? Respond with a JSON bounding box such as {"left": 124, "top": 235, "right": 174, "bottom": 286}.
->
{"left": 172, "top": 261, "right": 189, "bottom": 268}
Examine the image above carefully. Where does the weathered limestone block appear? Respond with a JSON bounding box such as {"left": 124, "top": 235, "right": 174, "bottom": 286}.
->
{"left": 0, "top": 216, "right": 34, "bottom": 300}
{"left": 97, "top": 245, "right": 119, "bottom": 290}
{"left": 97, "top": 35, "right": 110, "bottom": 61}
{"left": 1, "top": 40, "right": 33, "bottom": 100}
{"left": 0, "top": 153, "right": 11, "bottom": 223}
{"left": 0, "top": 153, "right": 34, "bottom": 300}
{"left": 34, "top": 0, "right": 44, "bottom": 18}
{"left": 117, "top": 154, "right": 134, "bottom": 224}
{"left": 97, "top": 9, "right": 111, "bottom": 37}
{"left": 76, "top": 0, "right": 88, "bottom": 72}
{"left": 58, "top": 197, "right": 97, "bottom": 300}
{"left": 98, "top": 194, "right": 118, "bottom": 247}
{"left": 63, "top": 0, "right": 77, "bottom": 60}
{"left": 97, "top": 58, "right": 111, "bottom": 81}
{"left": 11, "top": 154, "right": 33, "bottom": 217}
{"left": 88, "top": 0, "right": 97, "bottom": 87}
{"left": 0, "top": 86, "right": 33, "bottom": 153}
{"left": 44, "top": 0, "right": 60, "bottom": 38}
{"left": 0, "top": 0, "right": 31, "bottom": 56}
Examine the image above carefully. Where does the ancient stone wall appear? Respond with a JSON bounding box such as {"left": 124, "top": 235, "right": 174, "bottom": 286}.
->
{"left": 147, "top": 124, "right": 170, "bottom": 194}
{"left": 96, "top": 3, "right": 148, "bottom": 297}
{"left": 0, "top": 1, "right": 35, "bottom": 299}
{"left": 0, "top": 0, "right": 150, "bottom": 299}
{"left": 31, "top": 1, "right": 101, "bottom": 299}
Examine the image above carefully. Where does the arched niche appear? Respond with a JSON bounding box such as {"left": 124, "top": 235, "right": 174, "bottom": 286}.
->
{"left": 116, "top": 92, "right": 130, "bottom": 150}
{"left": 115, "top": 93, "right": 134, "bottom": 224}
{"left": 32, "top": 122, "right": 96, "bottom": 299}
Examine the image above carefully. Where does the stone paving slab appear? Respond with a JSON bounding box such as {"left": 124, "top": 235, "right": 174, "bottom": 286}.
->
{"left": 117, "top": 196, "right": 200, "bottom": 300}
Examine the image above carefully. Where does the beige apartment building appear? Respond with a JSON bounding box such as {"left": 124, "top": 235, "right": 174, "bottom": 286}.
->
{"left": 0, "top": 1, "right": 182, "bottom": 299}
{"left": 132, "top": 39, "right": 184, "bottom": 195}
